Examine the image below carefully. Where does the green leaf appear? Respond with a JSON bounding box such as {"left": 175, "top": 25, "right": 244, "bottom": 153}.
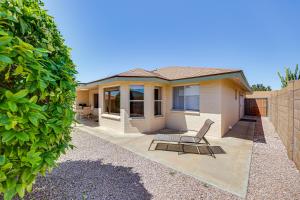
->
{"left": 0, "top": 171, "right": 7, "bottom": 182}
{"left": 0, "top": 155, "right": 5, "bottom": 165}
{"left": 7, "top": 101, "right": 17, "bottom": 112}
{"left": 14, "top": 65, "right": 23, "bottom": 74}
{"left": 17, "top": 0, "right": 23, "bottom": 7}
{"left": 0, "top": 114, "right": 9, "bottom": 125}
{"left": 1, "top": 163, "right": 13, "bottom": 170}
{"left": 16, "top": 132, "right": 29, "bottom": 142}
{"left": 2, "top": 131, "right": 16, "bottom": 142}
{"left": 20, "top": 169, "right": 31, "bottom": 183}
{"left": 0, "top": 36, "right": 12, "bottom": 46}
{"left": 0, "top": 29, "right": 8, "bottom": 36}
{"left": 13, "top": 89, "right": 28, "bottom": 99}
{"left": 0, "top": 55, "right": 13, "bottom": 64}
{"left": 29, "top": 95, "right": 38, "bottom": 103}
{"left": 29, "top": 115, "right": 38, "bottom": 127}
{"left": 19, "top": 17, "right": 27, "bottom": 35}
{"left": 5, "top": 91, "right": 14, "bottom": 99}
{"left": 35, "top": 48, "right": 49, "bottom": 53}
{"left": 16, "top": 184, "right": 25, "bottom": 198}
{"left": 4, "top": 188, "right": 16, "bottom": 200}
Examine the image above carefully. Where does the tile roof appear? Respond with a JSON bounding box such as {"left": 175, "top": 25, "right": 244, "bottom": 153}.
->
{"left": 116, "top": 66, "right": 240, "bottom": 80}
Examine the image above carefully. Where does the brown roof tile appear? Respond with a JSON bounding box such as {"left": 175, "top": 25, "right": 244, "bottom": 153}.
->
{"left": 117, "top": 66, "right": 240, "bottom": 80}
{"left": 116, "top": 68, "right": 167, "bottom": 79}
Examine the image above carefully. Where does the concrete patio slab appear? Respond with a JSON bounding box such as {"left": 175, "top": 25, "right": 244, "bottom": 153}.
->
{"left": 75, "top": 120, "right": 254, "bottom": 198}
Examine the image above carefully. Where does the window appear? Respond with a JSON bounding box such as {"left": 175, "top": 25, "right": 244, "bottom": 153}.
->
{"left": 104, "top": 87, "right": 120, "bottom": 114}
{"left": 93, "top": 93, "right": 99, "bottom": 108}
{"left": 173, "top": 85, "right": 199, "bottom": 111}
{"left": 154, "top": 87, "right": 162, "bottom": 116}
{"left": 130, "top": 85, "right": 144, "bottom": 117}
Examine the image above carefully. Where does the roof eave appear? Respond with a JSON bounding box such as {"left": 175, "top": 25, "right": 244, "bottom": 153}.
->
{"left": 78, "top": 71, "right": 252, "bottom": 92}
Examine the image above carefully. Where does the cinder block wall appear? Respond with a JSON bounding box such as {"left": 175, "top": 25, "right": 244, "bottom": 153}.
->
{"left": 268, "top": 80, "right": 300, "bottom": 170}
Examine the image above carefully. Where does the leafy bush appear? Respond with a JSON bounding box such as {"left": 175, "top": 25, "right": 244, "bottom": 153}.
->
{"left": 278, "top": 64, "right": 300, "bottom": 88}
{"left": 0, "top": 0, "right": 76, "bottom": 199}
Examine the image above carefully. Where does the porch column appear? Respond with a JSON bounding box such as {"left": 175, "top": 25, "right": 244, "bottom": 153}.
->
{"left": 98, "top": 86, "right": 103, "bottom": 125}
{"left": 120, "top": 84, "right": 129, "bottom": 133}
{"left": 144, "top": 84, "right": 154, "bottom": 120}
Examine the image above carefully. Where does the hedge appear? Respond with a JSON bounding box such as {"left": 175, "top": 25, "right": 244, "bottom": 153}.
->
{"left": 0, "top": 0, "right": 76, "bottom": 199}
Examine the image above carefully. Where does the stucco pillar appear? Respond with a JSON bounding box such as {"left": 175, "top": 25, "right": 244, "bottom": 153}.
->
{"left": 120, "top": 84, "right": 129, "bottom": 133}
{"left": 144, "top": 84, "right": 154, "bottom": 120}
{"left": 98, "top": 86, "right": 103, "bottom": 125}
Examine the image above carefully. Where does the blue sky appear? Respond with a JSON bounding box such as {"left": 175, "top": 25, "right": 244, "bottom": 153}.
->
{"left": 43, "top": 0, "right": 300, "bottom": 90}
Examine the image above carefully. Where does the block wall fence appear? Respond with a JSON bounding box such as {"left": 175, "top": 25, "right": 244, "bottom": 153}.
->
{"left": 247, "top": 80, "right": 300, "bottom": 170}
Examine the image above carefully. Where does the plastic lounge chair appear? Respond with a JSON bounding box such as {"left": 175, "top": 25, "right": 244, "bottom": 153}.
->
{"left": 148, "top": 119, "right": 215, "bottom": 157}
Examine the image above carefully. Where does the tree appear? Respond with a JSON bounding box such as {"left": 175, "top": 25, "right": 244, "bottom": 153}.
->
{"left": 0, "top": 0, "right": 76, "bottom": 199}
{"left": 278, "top": 64, "right": 300, "bottom": 88}
{"left": 251, "top": 84, "right": 272, "bottom": 91}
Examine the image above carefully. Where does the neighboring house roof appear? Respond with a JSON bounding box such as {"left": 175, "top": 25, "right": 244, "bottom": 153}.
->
{"left": 79, "top": 66, "right": 251, "bottom": 92}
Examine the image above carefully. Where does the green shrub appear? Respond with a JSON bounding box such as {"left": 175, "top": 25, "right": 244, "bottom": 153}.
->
{"left": 251, "top": 84, "right": 271, "bottom": 91}
{"left": 0, "top": 0, "right": 76, "bottom": 199}
{"left": 278, "top": 64, "right": 300, "bottom": 88}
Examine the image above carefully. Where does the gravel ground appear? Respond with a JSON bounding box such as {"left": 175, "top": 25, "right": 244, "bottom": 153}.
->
{"left": 24, "top": 129, "right": 239, "bottom": 200}
{"left": 18, "top": 117, "right": 300, "bottom": 200}
{"left": 246, "top": 117, "right": 300, "bottom": 200}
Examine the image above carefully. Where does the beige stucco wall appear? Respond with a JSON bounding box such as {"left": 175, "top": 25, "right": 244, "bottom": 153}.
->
{"left": 76, "top": 90, "right": 89, "bottom": 106}
{"left": 165, "top": 80, "right": 222, "bottom": 137}
{"left": 220, "top": 79, "right": 242, "bottom": 136}
{"left": 77, "top": 78, "right": 247, "bottom": 137}
{"left": 76, "top": 88, "right": 99, "bottom": 116}
{"left": 96, "top": 81, "right": 167, "bottom": 134}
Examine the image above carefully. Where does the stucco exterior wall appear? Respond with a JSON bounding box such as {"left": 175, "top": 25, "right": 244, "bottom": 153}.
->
{"left": 77, "top": 78, "right": 247, "bottom": 137}
{"left": 221, "top": 79, "right": 242, "bottom": 136}
{"left": 123, "top": 84, "right": 167, "bottom": 133}
{"left": 165, "top": 80, "right": 222, "bottom": 137}
{"left": 97, "top": 82, "right": 167, "bottom": 134}
{"left": 76, "top": 90, "right": 89, "bottom": 106}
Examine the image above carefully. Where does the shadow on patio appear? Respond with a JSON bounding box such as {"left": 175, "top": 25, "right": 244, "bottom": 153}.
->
{"left": 25, "top": 160, "right": 152, "bottom": 200}
{"left": 154, "top": 143, "right": 226, "bottom": 155}
{"left": 75, "top": 117, "right": 99, "bottom": 128}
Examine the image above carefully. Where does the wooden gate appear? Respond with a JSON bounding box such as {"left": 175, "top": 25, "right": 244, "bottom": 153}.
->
{"left": 245, "top": 98, "right": 268, "bottom": 116}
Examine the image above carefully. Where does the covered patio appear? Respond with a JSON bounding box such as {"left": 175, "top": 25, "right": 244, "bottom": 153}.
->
{"left": 75, "top": 86, "right": 99, "bottom": 121}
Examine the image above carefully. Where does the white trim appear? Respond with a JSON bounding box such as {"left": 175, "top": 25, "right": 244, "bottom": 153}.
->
{"left": 101, "top": 114, "right": 121, "bottom": 120}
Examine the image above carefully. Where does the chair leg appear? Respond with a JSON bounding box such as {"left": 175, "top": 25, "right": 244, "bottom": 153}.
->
{"left": 196, "top": 145, "right": 201, "bottom": 155}
{"left": 148, "top": 140, "right": 154, "bottom": 151}
{"left": 203, "top": 137, "right": 210, "bottom": 145}
{"left": 207, "top": 146, "right": 215, "bottom": 158}
{"left": 178, "top": 142, "right": 184, "bottom": 155}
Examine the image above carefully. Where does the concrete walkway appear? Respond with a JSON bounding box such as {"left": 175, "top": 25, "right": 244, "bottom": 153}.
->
{"left": 75, "top": 120, "right": 254, "bottom": 198}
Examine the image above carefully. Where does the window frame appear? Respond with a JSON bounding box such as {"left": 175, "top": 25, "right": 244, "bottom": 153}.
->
{"left": 172, "top": 85, "right": 200, "bottom": 111}
{"left": 129, "top": 85, "right": 144, "bottom": 118}
{"left": 103, "top": 86, "right": 121, "bottom": 115}
{"left": 154, "top": 86, "right": 163, "bottom": 116}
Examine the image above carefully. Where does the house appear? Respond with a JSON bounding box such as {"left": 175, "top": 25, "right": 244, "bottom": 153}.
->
{"left": 76, "top": 66, "right": 251, "bottom": 137}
